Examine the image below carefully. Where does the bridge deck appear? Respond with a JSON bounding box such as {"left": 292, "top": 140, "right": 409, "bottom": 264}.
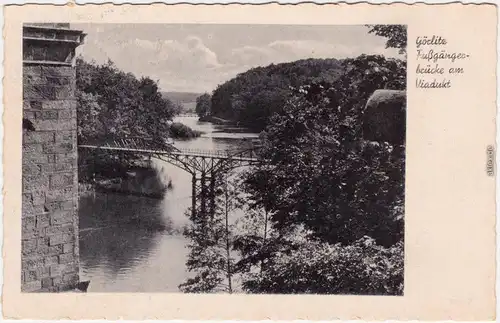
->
{"left": 175, "top": 113, "right": 199, "bottom": 118}
{"left": 78, "top": 144, "right": 258, "bottom": 162}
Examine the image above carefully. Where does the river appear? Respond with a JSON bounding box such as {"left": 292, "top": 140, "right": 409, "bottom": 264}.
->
{"left": 78, "top": 116, "right": 259, "bottom": 292}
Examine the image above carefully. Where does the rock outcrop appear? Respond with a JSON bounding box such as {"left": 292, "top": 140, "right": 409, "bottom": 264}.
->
{"left": 362, "top": 90, "right": 406, "bottom": 145}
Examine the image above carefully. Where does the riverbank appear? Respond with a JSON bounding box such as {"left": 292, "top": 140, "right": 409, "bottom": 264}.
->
{"left": 79, "top": 162, "right": 171, "bottom": 200}
{"left": 78, "top": 120, "right": 202, "bottom": 198}
{"left": 78, "top": 115, "right": 261, "bottom": 292}
{"left": 198, "top": 115, "right": 234, "bottom": 125}
{"left": 170, "top": 122, "right": 203, "bottom": 139}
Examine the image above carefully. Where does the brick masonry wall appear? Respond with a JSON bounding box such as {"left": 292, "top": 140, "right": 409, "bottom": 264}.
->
{"left": 22, "top": 64, "right": 80, "bottom": 292}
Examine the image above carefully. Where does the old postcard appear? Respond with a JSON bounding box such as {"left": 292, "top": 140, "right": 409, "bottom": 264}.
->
{"left": 2, "top": 3, "right": 496, "bottom": 321}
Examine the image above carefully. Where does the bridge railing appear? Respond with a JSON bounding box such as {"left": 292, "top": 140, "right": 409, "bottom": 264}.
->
{"left": 174, "top": 147, "right": 258, "bottom": 159}
{"left": 173, "top": 148, "right": 229, "bottom": 157}
{"left": 80, "top": 136, "right": 180, "bottom": 153}
{"left": 175, "top": 113, "right": 199, "bottom": 118}
{"left": 78, "top": 139, "right": 261, "bottom": 160}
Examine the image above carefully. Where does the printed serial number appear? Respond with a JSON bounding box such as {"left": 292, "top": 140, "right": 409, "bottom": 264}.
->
{"left": 486, "top": 145, "right": 495, "bottom": 176}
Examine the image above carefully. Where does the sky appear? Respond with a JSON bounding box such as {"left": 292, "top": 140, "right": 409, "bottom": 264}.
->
{"left": 73, "top": 24, "right": 402, "bottom": 93}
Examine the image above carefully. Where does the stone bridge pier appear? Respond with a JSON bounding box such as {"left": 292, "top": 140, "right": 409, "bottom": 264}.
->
{"left": 22, "top": 24, "right": 85, "bottom": 292}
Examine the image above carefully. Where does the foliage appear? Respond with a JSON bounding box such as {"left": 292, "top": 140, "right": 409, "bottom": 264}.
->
{"left": 243, "top": 55, "right": 405, "bottom": 247}
{"left": 337, "top": 55, "right": 406, "bottom": 102}
{"left": 208, "top": 54, "right": 405, "bottom": 131}
{"left": 366, "top": 25, "right": 407, "bottom": 55}
{"left": 76, "top": 91, "right": 103, "bottom": 143}
{"left": 210, "top": 58, "right": 343, "bottom": 131}
{"left": 76, "top": 58, "right": 178, "bottom": 144}
{"left": 179, "top": 175, "right": 240, "bottom": 293}
{"left": 195, "top": 93, "right": 212, "bottom": 118}
{"left": 169, "top": 122, "right": 202, "bottom": 139}
{"left": 231, "top": 204, "right": 403, "bottom": 295}
{"left": 181, "top": 54, "right": 406, "bottom": 295}
{"left": 76, "top": 58, "right": 186, "bottom": 182}
{"left": 240, "top": 225, "right": 404, "bottom": 295}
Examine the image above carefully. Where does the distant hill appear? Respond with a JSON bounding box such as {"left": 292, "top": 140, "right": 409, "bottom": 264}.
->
{"left": 210, "top": 58, "right": 344, "bottom": 130}
{"left": 161, "top": 92, "right": 204, "bottom": 104}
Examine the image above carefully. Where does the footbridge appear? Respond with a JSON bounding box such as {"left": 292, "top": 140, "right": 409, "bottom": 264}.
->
{"left": 175, "top": 113, "right": 199, "bottom": 118}
{"left": 78, "top": 137, "right": 261, "bottom": 219}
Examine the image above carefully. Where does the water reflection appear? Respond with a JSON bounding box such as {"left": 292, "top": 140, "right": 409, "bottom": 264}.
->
{"left": 79, "top": 192, "right": 191, "bottom": 292}
{"left": 79, "top": 116, "right": 258, "bottom": 292}
{"left": 80, "top": 224, "right": 190, "bottom": 292}
{"left": 79, "top": 192, "right": 169, "bottom": 231}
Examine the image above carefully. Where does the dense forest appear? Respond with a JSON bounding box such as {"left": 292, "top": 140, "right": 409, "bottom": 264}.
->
{"left": 199, "top": 57, "right": 405, "bottom": 132}
{"left": 198, "top": 24, "right": 407, "bottom": 133}
{"left": 76, "top": 58, "right": 181, "bottom": 144}
{"left": 75, "top": 58, "right": 199, "bottom": 184}
{"left": 208, "top": 58, "right": 343, "bottom": 130}
{"left": 183, "top": 25, "right": 407, "bottom": 294}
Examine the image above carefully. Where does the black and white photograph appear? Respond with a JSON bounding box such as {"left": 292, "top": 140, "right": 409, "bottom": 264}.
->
{"left": 21, "top": 23, "right": 406, "bottom": 294}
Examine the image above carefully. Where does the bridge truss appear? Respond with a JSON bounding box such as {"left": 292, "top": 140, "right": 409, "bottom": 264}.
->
{"left": 78, "top": 137, "right": 261, "bottom": 219}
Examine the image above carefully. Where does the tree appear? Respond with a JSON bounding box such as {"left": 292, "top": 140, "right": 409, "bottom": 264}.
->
{"left": 76, "top": 91, "right": 103, "bottom": 144}
{"left": 241, "top": 229, "right": 404, "bottom": 295}
{"left": 169, "top": 122, "right": 202, "bottom": 139}
{"left": 181, "top": 54, "right": 406, "bottom": 295}
{"left": 195, "top": 93, "right": 212, "bottom": 118}
{"left": 75, "top": 57, "right": 182, "bottom": 182}
{"left": 233, "top": 208, "right": 404, "bottom": 295}
{"left": 179, "top": 173, "right": 240, "bottom": 293}
{"left": 366, "top": 25, "right": 407, "bottom": 55}
{"left": 242, "top": 55, "right": 406, "bottom": 246}
{"left": 209, "top": 58, "right": 343, "bottom": 130}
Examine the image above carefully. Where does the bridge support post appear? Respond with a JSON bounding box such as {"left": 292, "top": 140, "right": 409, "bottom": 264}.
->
{"left": 191, "top": 175, "right": 197, "bottom": 219}
{"left": 190, "top": 171, "right": 218, "bottom": 221}
{"left": 209, "top": 171, "right": 216, "bottom": 218}
{"left": 200, "top": 171, "right": 207, "bottom": 217}
{"left": 191, "top": 171, "right": 214, "bottom": 221}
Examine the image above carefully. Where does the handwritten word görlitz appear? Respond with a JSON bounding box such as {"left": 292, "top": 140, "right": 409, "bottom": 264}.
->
{"left": 416, "top": 35, "right": 448, "bottom": 48}
{"left": 416, "top": 35, "right": 447, "bottom": 48}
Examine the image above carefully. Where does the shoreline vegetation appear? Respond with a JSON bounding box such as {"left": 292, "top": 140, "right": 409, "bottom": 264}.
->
{"left": 77, "top": 24, "right": 407, "bottom": 295}
{"left": 78, "top": 160, "right": 172, "bottom": 200}
{"left": 198, "top": 115, "right": 234, "bottom": 125}
{"left": 169, "top": 122, "right": 203, "bottom": 139}
{"left": 180, "top": 26, "right": 407, "bottom": 295}
{"left": 76, "top": 57, "right": 200, "bottom": 197}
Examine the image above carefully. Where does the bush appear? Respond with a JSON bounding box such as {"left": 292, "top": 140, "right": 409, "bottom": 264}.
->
{"left": 241, "top": 230, "right": 404, "bottom": 295}
{"left": 169, "top": 122, "right": 202, "bottom": 139}
{"left": 243, "top": 78, "right": 405, "bottom": 246}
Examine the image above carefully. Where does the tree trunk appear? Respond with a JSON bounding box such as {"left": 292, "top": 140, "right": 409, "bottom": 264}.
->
{"left": 260, "top": 208, "right": 269, "bottom": 274}
{"left": 224, "top": 176, "right": 233, "bottom": 294}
